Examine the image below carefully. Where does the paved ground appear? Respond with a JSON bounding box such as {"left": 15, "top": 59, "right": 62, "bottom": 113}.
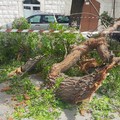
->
{"left": 0, "top": 85, "right": 92, "bottom": 120}
{"left": 0, "top": 82, "right": 15, "bottom": 120}
{"left": 58, "top": 108, "right": 92, "bottom": 120}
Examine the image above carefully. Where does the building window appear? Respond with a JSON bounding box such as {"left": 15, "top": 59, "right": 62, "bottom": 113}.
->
{"left": 24, "top": 6, "right": 31, "bottom": 10}
{"left": 33, "top": 6, "right": 40, "bottom": 10}
{"left": 23, "top": 0, "right": 40, "bottom": 4}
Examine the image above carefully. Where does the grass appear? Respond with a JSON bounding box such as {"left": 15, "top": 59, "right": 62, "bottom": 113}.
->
{"left": 0, "top": 61, "right": 72, "bottom": 120}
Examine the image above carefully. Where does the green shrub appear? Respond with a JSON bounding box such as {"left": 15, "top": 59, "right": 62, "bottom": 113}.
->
{"left": 100, "top": 11, "right": 114, "bottom": 27}
{"left": 12, "top": 17, "right": 30, "bottom": 29}
{"left": 35, "top": 23, "right": 85, "bottom": 78}
{"left": 0, "top": 17, "right": 40, "bottom": 64}
{"left": 0, "top": 32, "right": 40, "bottom": 64}
{"left": 0, "top": 22, "right": 85, "bottom": 76}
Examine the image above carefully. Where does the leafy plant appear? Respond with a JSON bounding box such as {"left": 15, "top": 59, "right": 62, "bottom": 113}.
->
{"left": 0, "top": 32, "right": 40, "bottom": 64}
{"left": 12, "top": 17, "right": 30, "bottom": 29}
{"left": 100, "top": 11, "right": 114, "bottom": 27}
{"left": 0, "top": 61, "right": 23, "bottom": 83}
{"left": 90, "top": 96, "right": 112, "bottom": 120}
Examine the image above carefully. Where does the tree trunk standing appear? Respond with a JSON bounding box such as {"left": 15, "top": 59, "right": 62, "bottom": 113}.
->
{"left": 70, "top": 0, "right": 84, "bottom": 29}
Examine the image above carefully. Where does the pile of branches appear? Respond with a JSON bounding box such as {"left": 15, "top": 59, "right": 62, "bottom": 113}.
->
{"left": 48, "top": 21, "right": 120, "bottom": 104}
{"left": 8, "top": 20, "right": 120, "bottom": 104}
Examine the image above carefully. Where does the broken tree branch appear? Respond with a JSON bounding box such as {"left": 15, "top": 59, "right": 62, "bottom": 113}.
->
{"left": 49, "top": 37, "right": 111, "bottom": 80}
{"left": 101, "top": 20, "right": 120, "bottom": 35}
{"left": 48, "top": 36, "right": 119, "bottom": 104}
{"left": 8, "top": 55, "right": 45, "bottom": 77}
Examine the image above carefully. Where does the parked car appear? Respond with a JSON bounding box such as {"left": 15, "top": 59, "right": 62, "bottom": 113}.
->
{"left": 1, "top": 13, "right": 70, "bottom": 30}
{"left": 26, "top": 13, "right": 70, "bottom": 30}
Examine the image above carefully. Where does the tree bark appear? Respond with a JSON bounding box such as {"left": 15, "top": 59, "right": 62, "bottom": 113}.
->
{"left": 55, "top": 57, "right": 120, "bottom": 104}
{"left": 8, "top": 55, "right": 44, "bottom": 77}
{"left": 49, "top": 37, "right": 111, "bottom": 79}
{"left": 48, "top": 36, "right": 119, "bottom": 104}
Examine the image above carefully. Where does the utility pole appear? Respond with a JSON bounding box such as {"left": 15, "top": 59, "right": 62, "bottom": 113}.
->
{"left": 113, "top": 0, "right": 116, "bottom": 20}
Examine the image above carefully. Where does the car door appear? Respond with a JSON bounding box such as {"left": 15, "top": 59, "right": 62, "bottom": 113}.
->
{"left": 40, "top": 15, "right": 55, "bottom": 30}
{"left": 27, "top": 15, "right": 42, "bottom": 30}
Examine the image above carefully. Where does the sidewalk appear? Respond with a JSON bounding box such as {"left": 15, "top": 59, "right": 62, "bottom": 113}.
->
{"left": 0, "top": 82, "right": 15, "bottom": 120}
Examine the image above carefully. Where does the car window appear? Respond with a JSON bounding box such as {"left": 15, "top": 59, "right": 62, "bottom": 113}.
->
{"left": 28, "top": 15, "right": 41, "bottom": 23}
{"left": 42, "top": 15, "right": 55, "bottom": 23}
{"left": 56, "top": 15, "right": 69, "bottom": 23}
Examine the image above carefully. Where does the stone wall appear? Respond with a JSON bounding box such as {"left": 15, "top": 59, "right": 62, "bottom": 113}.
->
{"left": 0, "top": 0, "right": 72, "bottom": 27}
{"left": 44, "top": 0, "right": 72, "bottom": 15}
{"left": 0, "top": 0, "right": 23, "bottom": 27}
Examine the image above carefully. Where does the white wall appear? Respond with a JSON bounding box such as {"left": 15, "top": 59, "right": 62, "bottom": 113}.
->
{"left": 44, "top": 0, "right": 72, "bottom": 15}
{"left": 114, "top": 0, "right": 120, "bottom": 18}
{"left": 0, "top": 0, "right": 23, "bottom": 27}
{"left": 97, "top": 0, "right": 120, "bottom": 18}
{"left": 96, "top": 0, "right": 120, "bottom": 31}
{"left": 0, "top": 0, "right": 72, "bottom": 27}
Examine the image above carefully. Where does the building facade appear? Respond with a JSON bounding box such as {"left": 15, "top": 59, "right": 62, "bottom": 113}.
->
{"left": 0, "top": 0, "right": 72, "bottom": 27}
{"left": 0, "top": 0, "right": 120, "bottom": 30}
{"left": 80, "top": 0, "right": 120, "bottom": 31}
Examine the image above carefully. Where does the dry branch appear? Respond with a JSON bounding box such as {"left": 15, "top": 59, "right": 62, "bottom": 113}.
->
{"left": 101, "top": 20, "right": 120, "bottom": 35}
{"left": 8, "top": 55, "right": 44, "bottom": 77}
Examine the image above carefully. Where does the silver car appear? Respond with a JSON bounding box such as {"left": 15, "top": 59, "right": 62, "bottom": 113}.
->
{"left": 27, "top": 13, "right": 70, "bottom": 30}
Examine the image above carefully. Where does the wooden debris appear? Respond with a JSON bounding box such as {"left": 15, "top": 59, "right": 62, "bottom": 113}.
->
{"left": 23, "top": 94, "right": 30, "bottom": 100}
{"left": 8, "top": 117, "right": 14, "bottom": 120}
{"left": 8, "top": 67, "right": 22, "bottom": 77}
{"left": 48, "top": 36, "right": 120, "bottom": 104}
{"left": 78, "top": 58, "right": 99, "bottom": 73}
{"left": 0, "top": 86, "right": 11, "bottom": 92}
{"left": 8, "top": 55, "right": 45, "bottom": 77}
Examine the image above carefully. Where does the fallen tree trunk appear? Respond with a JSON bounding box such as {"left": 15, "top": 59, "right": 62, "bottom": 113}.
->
{"left": 55, "top": 60, "right": 118, "bottom": 104}
{"left": 48, "top": 36, "right": 119, "bottom": 104}
{"left": 8, "top": 20, "right": 120, "bottom": 104}
{"left": 49, "top": 37, "right": 111, "bottom": 80}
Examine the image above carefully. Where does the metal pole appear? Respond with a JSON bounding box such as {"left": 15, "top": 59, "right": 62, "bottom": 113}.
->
{"left": 113, "top": 0, "right": 116, "bottom": 20}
